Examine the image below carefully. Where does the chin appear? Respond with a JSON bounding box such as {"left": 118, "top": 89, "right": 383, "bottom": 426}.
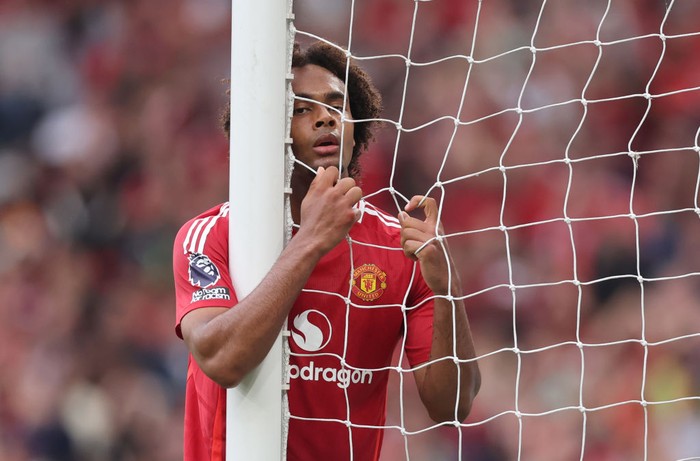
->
{"left": 317, "top": 157, "right": 347, "bottom": 172}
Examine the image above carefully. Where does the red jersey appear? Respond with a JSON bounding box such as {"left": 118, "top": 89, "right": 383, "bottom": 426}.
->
{"left": 173, "top": 201, "right": 435, "bottom": 461}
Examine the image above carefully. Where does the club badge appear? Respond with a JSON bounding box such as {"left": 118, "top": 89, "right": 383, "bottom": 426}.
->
{"left": 352, "top": 264, "right": 387, "bottom": 302}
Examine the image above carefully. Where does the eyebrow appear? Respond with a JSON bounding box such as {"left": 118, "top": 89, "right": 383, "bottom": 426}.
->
{"left": 294, "top": 91, "right": 346, "bottom": 103}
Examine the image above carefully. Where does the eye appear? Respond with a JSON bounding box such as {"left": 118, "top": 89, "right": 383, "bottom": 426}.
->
{"left": 293, "top": 106, "right": 310, "bottom": 115}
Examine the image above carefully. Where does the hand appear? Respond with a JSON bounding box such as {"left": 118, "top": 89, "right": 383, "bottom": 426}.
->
{"left": 399, "top": 195, "right": 453, "bottom": 295}
{"left": 298, "top": 166, "right": 363, "bottom": 256}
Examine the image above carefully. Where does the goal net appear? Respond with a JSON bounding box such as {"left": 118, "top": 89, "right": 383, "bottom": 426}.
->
{"left": 282, "top": 0, "right": 700, "bottom": 460}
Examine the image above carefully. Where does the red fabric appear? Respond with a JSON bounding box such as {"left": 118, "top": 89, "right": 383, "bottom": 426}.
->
{"left": 173, "top": 201, "right": 435, "bottom": 461}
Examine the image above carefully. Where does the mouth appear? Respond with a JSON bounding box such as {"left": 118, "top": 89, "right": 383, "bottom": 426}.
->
{"left": 312, "top": 133, "right": 340, "bottom": 156}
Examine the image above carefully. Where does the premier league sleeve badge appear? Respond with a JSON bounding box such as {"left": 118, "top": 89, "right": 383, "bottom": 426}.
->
{"left": 188, "top": 253, "right": 221, "bottom": 288}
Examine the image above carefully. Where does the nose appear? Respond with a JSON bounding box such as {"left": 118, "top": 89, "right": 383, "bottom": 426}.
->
{"left": 314, "top": 106, "right": 337, "bottom": 128}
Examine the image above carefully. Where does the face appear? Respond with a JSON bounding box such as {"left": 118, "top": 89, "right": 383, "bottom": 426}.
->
{"left": 290, "top": 64, "right": 355, "bottom": 176}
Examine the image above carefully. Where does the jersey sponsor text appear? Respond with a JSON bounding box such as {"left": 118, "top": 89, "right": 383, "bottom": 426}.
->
{"left": 288, "top": 361, "right": 373, "bottom": 389}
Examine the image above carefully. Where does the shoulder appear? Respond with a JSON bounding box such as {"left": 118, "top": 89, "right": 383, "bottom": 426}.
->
{"left": 358, "top": 200, "right": 401, "bottom": 231}
{"left": 355, "top": 200, "right": 402, "bottom": 242}
{"left": 174, "top": 202, "right": 230, "bottom": 255}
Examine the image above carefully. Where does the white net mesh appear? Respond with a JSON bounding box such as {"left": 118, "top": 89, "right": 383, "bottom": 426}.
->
{"left": 290, "top": 0, "right": 700, "bottom": 459}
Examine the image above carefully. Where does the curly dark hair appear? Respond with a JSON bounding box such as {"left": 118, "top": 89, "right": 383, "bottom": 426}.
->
{"left": 221, "top": 41, "right": 383, "bottom": 178}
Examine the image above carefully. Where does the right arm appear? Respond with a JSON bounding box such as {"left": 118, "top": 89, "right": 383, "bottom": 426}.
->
{"left": 180, "top": 166, "right": 361, "bottom": 388}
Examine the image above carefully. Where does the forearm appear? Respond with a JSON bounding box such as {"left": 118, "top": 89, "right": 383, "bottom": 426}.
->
{"left": 187, "top": 234, "right": 323, "bottom": 387}
{"left": 399, "top": 196, "right": 481, "bottom": 421}
{"left": 419, "top": 295, "right": 481, "bottom": 422}
{"left": 187, "top": 167, "right": 363, "bottom": 387}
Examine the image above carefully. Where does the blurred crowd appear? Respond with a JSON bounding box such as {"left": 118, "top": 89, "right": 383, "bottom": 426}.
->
{"left": 1, "top": 0, "right": 699, "bottom": 460}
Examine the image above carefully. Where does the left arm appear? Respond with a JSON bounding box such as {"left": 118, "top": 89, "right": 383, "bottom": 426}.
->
{"left": 399, "top": 196, "right": 481, "bottom": 423}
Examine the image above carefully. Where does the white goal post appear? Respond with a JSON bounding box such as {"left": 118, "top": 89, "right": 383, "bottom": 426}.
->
{"left": 227, "top": 0, "right": 292, "bottom": 459}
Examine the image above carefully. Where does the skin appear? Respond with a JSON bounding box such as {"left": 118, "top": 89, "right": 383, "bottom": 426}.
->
{"left": 180, "top": 64, "right": 480, "bottom": 423}
{"left": 288, "top": 64, "right": 356, "bottom": 223}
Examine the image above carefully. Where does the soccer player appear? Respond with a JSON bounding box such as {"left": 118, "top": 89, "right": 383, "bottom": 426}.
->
{"left": 173, "top": 42, "right": 481, "bottom": 460}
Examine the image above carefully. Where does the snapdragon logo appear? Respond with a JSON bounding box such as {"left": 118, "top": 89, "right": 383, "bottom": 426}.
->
{"left": 287, "top": 361, "right": 373, "bottom": 389}
{"left": 289, "top": 309, "right": 373, "bottom": 389}
{"left": 291, "top": 310, "right": 332, "bottom": 352}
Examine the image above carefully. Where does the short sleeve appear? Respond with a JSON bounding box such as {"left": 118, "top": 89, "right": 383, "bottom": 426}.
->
{"left": 173, "top": 207, "right": 238, "bottom": 338}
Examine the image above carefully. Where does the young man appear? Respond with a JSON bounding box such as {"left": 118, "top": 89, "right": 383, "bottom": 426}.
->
{"left": 173, "top": 42, "right": 480, "bottom": 460}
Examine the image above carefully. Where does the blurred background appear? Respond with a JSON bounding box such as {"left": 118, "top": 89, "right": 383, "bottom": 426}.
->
{"left": 1, "top": 0, "right": 699, "bottom": 460}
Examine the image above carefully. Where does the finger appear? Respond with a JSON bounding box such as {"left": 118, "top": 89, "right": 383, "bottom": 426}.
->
{"left": 311, "top": 166, "right": 343, "bottom": 191}
{"left": 324, "top": 165, "right": 340, "bottom": 178}
{"left": 401, "top": 240, "right": 419, "bottom": 261}
{"left": 405, "top": 195, "right": 436, "bottom": 216}
{"left": 404, "top": 195, "right": 427, "bottom": 212}
{"left": 335, "top": 176, "right": 358, "bottom": 194}
{"left": 400, "top": 227, "right": 431, "bottom": 250}
{"left": 402, "top": 235, "right": 438, "bottom": 260}
{"left": 398, "top": 210, "right": 430, "bottom": 233}
{"left": 345, "top": 185, "right": 363, "bottom": 206}
{"left": 405, "top": 195, "right": 438, "bottom": 226}
{"left": 311, "top": 166, "right": 330, "bottom": 187}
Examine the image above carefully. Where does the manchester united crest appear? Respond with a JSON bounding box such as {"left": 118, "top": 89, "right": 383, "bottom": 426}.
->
{"left": 352, "top": 264, "right": 387, "bottom": 301}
